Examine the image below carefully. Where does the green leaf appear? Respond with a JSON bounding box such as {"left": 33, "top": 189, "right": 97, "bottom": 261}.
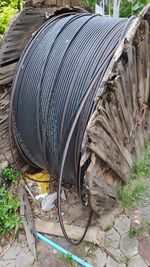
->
{"left": 0, "top": 184, "right": 22, "bottom": 237}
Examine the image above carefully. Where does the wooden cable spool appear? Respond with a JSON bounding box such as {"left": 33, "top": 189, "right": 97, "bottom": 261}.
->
{"left": 0, "top": 4, "right": 149, "bottom": 214}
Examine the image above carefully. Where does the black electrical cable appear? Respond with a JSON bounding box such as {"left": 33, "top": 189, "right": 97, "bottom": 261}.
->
{"left": 9, "top": 13, "right": 78, "bottom": 183}
{"left": 10, "top": 13, "right": 135, "bottom": 243}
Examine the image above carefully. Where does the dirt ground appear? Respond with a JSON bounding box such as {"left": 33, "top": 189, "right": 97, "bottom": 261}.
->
{"left": 1, "top": 180, "right": 150, "bottom": 267}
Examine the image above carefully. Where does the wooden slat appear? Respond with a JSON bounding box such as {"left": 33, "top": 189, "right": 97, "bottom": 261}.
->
{"left": 0, "top": 8, "right": 46, "bottom": 86}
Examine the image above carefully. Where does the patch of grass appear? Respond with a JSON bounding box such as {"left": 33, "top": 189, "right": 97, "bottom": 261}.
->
{"left": 105, "top": 224, "right": 113, "bottom": 231}
{"left": 140, "top": 219, "right": 150, "bottom": 235}
{"left": 129, "top": 226, "right": 142, "bottom": 238}
{"left": 129, "top": 220, "right": 150, "bottom": 239}
{"left": 133, "top": 142, "right": 150, "bottom": 180}
{"left": 65, "top": 254, "right": 73, "bottom": 264}
{"left": 118, "top": 179, "right": 147, "bottom": 211}
{"left": 0, "top": 185, "right": 21, "bottom": 236}
{"left": 118, "top": 141, "right": 150, "bottom": 211}
{"left": 59, "top": 253, "right": 79, "bottom": 267}
{"left": 1, "top": 167, "right": 20, "bottom": 184}
{"left": 0, "top": 167, "right": 21, "bottom": 237}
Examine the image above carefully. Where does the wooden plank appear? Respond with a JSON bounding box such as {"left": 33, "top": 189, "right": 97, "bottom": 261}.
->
{"left": 0, "top": 75, "right": 14, "bottom": 85}
{"left": 0, "top": 63, "right": 17, "bottom": 75}
{"left": 87, "top": 120, "right": 131, "bottom": 183}
{"left": 35, "top": 219, "right": 99, "bottom": 244}
{"left": 19, "top": 183, "right": 36, "bottom": 259}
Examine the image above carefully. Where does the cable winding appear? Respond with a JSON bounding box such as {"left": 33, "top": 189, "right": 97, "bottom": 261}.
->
{"left": 10, "top": 13, "right": 134, "bottom": 244}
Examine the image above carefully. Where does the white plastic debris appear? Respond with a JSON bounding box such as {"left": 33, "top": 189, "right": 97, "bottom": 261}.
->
{"left": 61, "top": 190, "right": 67, "bottom": 201}
{"left": 41, "top": 192, "right": 57, "bottom": 212}
{"left": 35, "top": 193, "right": 48, "bottom": 200}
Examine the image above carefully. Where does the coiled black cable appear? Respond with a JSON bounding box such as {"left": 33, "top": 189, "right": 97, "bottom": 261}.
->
{"left": 10, "top": 13, "right": 134, "bottom": 244}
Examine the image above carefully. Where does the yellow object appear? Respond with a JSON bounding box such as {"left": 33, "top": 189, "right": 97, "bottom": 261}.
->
{"left": 25, "top": 171, "right": 50, "bottom": 194}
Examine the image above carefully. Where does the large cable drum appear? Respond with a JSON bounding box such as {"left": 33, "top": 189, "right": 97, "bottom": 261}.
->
{"left": 10, "top": 6, "right": 150, "bottom": 215}
{"left": 11, "top": 13, "right": 134, "bottom": 183}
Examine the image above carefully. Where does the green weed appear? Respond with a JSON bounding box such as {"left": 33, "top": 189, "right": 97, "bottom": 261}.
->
{"left": 59, "top": 253, "right": 79, "bottom": 266}
{"left": 0, "top": 185, "right": 21, "bottom": 236}
{"left": 105, "top": 224, "right": 113, "bottom": 231}
{"left": 0, "top": 167, "right": 21, "bottom": 237}
{"left": 118, "top": 141, "right": 150, "bottom": 211}
{"left": 118, "top": 179, "right": 147, "bottom": 211}
{"left": 129, "top": 226, "right": 142, "bottom": 238}
{"left": 133, "top": 142, "right": 150, "bottom": 180}
{"left": 1, "top": 167, "right": 20, "bottom": 184}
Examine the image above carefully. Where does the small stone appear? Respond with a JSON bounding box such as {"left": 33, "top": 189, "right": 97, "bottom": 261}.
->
{"left": 120, "top": 233, "right": 138, "bottom": 258}
{"left": 104, "top": 229, "right": 120, "bottom": 249}
{"left": 128, "top": 255, "right": 147, "bottom": 267}
{"left": 141, "top": 205, "right": 150, "bottom": 223}
{"left": 130, "top": 210, "right": 141, "bottom": 227}
{"left": 106, "top": 256, "right": 126, "bottom": 267}
{"left": 52, "top": 249, "right": 57, "bottom": 254}
{"left": 114, "top": 215, "right": 131, "bottom": 235}
{"left": 95, "top": 248, "right": 107, "bottom": 267}
{"left": 84, "top": 247, "right": 89, "bottom": 253}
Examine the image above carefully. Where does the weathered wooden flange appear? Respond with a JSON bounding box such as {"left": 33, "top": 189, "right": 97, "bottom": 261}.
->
{"left": 0, "top": 8, "right": 46, "bottom": 86}
{"left": 0, "top": 0, "right": 88, "bottom": 86}
{"left": 81, "top": 4, "right": 150, "bottom": 214}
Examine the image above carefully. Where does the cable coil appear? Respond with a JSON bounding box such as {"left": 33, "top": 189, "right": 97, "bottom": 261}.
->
{"left": 10, "top": 13, "right": 134, "bottom": 244}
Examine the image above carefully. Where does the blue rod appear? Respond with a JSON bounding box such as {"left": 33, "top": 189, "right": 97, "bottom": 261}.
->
{"left": 35, "top": 231, "right": 93, "bottom": 267}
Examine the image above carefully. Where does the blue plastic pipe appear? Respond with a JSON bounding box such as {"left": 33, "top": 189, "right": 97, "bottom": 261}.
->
{"left": 35, "top": 231, "right": 93, "bottom": 267}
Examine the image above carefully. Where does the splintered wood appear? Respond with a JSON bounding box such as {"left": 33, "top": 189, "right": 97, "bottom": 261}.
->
{"left": 82, "top": 6, "right": 150, "bottom": 214}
